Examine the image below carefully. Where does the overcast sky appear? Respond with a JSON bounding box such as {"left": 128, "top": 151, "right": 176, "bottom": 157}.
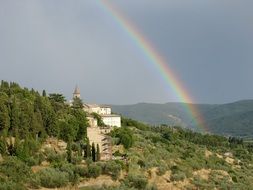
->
{"left": 1, "top": 0, "right": 253, "bottom": 104}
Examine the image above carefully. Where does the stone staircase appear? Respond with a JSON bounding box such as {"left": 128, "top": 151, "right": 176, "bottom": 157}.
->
{"left": 87, "top": 126, "right": 112, "bottom": 160}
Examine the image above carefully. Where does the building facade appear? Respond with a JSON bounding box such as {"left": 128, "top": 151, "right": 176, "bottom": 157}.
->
{"left": 71, "top": 86, "right": 121, "bottom": 127}
{"left": 102, "top": 114, "right": 121, "bottom": 128}
{"left": 71, "top": 86, "right": 120, "bottom": 161}
{"left": 83, "top": 104, "right": 121, "bottom": 128}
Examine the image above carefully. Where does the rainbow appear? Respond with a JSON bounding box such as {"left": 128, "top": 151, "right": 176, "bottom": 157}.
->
{"left": 95, "top": 0, "right": 207, "bottom": 132}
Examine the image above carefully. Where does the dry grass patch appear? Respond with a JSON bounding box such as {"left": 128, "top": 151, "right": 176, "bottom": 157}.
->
{"left": 193, "top": 169, "right": 211, "bottom": 180}
{"left": 205, "top": 150, "right": 213, "bottom": 158}
{"left": 225, "top": 157, "right": 235, "bottom": 164}
{"left": 78, "top": 175, "right": 120, "bottom": 189}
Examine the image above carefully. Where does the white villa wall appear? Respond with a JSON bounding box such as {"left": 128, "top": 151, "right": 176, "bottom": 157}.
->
{"left": 82, "top": 103, "right": 121, "bottom": 127}
{"left": 102, "top": 116, "right": 121, "bottom": 127}
{"left": 100, "top": 107, "right": 111, "bottom": 115}
{"left": 84, "top": 105, "right": 112, "bottom": 115}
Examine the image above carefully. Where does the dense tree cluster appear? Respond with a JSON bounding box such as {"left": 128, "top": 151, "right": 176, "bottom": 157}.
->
{"left": 110, "top": 126, "right": 134, "bottom": 149}
{"left": 0, "top": 81, "right": 89, "bottom": 159}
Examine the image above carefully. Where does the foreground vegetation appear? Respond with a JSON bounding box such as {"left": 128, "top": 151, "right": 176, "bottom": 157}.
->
{"left": 0, "top": 81, "right": 253, "bottom": 189}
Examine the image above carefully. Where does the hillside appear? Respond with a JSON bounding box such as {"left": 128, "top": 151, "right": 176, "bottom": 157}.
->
{"left": 1, "top": 118, "right": 253, "bottom": 189}
{"left": 111, "top": 103, "right": 215, "bottom": 127}
{"left": 111, "top": 100, "right": 253, "bottom": 138}
{"left": 113, "top": 122, "right": 253, "bottom": 190}
{"left": 0, "top": 81, "right": 253, "bottom": 189}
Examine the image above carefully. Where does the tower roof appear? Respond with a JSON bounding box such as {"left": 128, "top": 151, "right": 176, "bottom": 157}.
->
{"left": 73, "top": 85, "right": 80, "bottom": 94}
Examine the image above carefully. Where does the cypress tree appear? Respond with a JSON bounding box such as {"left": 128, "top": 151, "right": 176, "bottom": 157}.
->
{"left": 96, "top": 144, "right": 100, "bottom": 161}
{"left": 9, "top": 97, "right": 20, "bottom": 137}
{"left": 42, "top": 90, "right": 46, "bottom": 97}
{"left": 91, "top": 142, "right": 96, "bottom": 162}
{"left": 0, "top": 136, "right": 7, "bottom": 155}
{"left": 0, "top": 103, "right": 10, "bottom": 136}
{"left": 67, "top": 141, "right": 72, "bottom": 163}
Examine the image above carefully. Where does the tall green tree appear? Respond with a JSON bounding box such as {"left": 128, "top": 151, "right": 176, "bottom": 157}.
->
{"left": 85, "top": 138, "right": 91, "bottom": 158}
{"left": 67, "top": 141, "right": 72, "bottom": 163}
{"left": 71, "top": 109, "right": 88, "bottom": 141}
{"left": 34, "top": 94, "right": 56, "bottom": 136}
{"left": 48, "top": 93, "right": 66, "bottom": 104}
{"left": 31, "top": 111, "right": 44, "bottom": 138}
{"left": 0, "top": 102, "right": 10, "bottom": 137}
{"left": 92, "top": 142, "right": 96, "bottom": 162}
{"left": 59, "top": 120, "right": 74, "bottom": 142}
{"left": 19, "top": 100, "right": 33, "bottom": 138}
{"left": 96, "top": 144, "right": 100, "bottom": 161}
{"left": 0, "top": 80, "right": 9, "bottom": 93}
{"left": 9, "top": 97, "right": 20, "bottom": 136}
{"left": 42, "top": 90, "right": 47, "bottom": 97}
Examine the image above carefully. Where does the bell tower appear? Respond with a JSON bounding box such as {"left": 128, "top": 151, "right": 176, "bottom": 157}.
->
{"left": 73, "top": 85, "right": 81, "bottom": 99}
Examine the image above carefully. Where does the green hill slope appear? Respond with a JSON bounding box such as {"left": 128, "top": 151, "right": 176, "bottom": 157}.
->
{"left": 114, "top": 122, "right": 253, "bottom": 190}
{"left": 111, "top": 103, "right": 215, "bottom": 127}
{"left": 111, "top": 100, "right": 253, "bottom": 138}
{"left": 206, "top": 111, "right": 253, "bottom": 138}
{"left": 0, "top": 81, "right": 252, "bottom": 189}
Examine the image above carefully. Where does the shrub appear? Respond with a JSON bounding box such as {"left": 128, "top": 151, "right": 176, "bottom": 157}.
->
{"left": 120, "top": 133, "right": 133, "bottom": 149}
{"left": 208, "top": 170, "right": 233, "bottom": 188}
{"left": 112, "top": 138, "right": 120, "bottom": 146}
{"left": 15, "top": 138, "right": 40, "bottom": 161}
{"left": 59, "top": 163, "right": 78, "bottom": 184}
{"left": 137, "top": 159, "right": 146, "bottom": 168}
{"left": 0, "top": 157, "right": 31, "bottom": 183}
{"left": 25, "top": 157, "right": 39, "bottom": 166}
{"left": 0, "top": 181, "right": 26, "bottom": 190}
{"left": 74, "top": 166, "right": 88, "bottom": 178}
{"left": 71, "top": 142, "right": 81, "bottom": 152}
{"left": 110, "top": 127, "right": 134, "bottom": 149}
{"left": 28, "top": 173, "right": 41, "bottom": 189}
{"left": 46, "top": 149, "right": 66, "bottom": 163}
{"left": 23, "top": 152, "right": 45, "bottom": 167}
{"left": 86, "top": 158, "right": 93, "bottom": 166}
{"left": 37, "top": 168, "right": 69, "bottom": 188}
{"left": 170, "top": 165, "right": 179, "bottom": 173}
{"left": 0, "top": 140, "right": 7, "bottom": 154}
{"left": 113, "top": 150, "right": 123, "bottom": 157}
{"left": 103, "top": 160, "right": 122, "bottom": 180}
{"left": 124, "top": 174, "right": 148, "bottom": 189}
{"left": 71, "top": 155, "right": 83, "bottom": 165}
{"left": 88, "top": 164, "right": 101, "bottom": 178}
{"left": 232, "top": 176, "right": 238, "bottom": 183}
{"left": 170, "top": 171, "right": 186, "bottom": 182}
{"left": 157, "top": 166, "right": 167, "bottom": 176}
{"left": 191, "top": 176, "right": 213, "bottom": 189}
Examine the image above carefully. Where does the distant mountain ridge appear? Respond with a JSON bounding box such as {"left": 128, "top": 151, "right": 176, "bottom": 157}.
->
{"left": 111, "top": 100, "right": 253, "bottom": 139}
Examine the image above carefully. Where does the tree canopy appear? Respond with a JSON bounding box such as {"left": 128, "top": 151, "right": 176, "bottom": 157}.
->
{"left": 0, "top": 81, "right": 89, "bottom": 157}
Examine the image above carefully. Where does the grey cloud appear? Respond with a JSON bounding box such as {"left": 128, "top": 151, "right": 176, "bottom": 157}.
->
{"left": 0, "top": 0, "right": 253, "bottom": 104}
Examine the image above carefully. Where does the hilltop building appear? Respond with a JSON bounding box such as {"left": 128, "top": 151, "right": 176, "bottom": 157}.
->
{"left": 83, "top": 104, "right": 121, "bottom": 128}
{"left": 71, "top": 86, "right": 121, "bottom": 128}
{"left": 70, "top": 86, "right": 121, "bottom": 160}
